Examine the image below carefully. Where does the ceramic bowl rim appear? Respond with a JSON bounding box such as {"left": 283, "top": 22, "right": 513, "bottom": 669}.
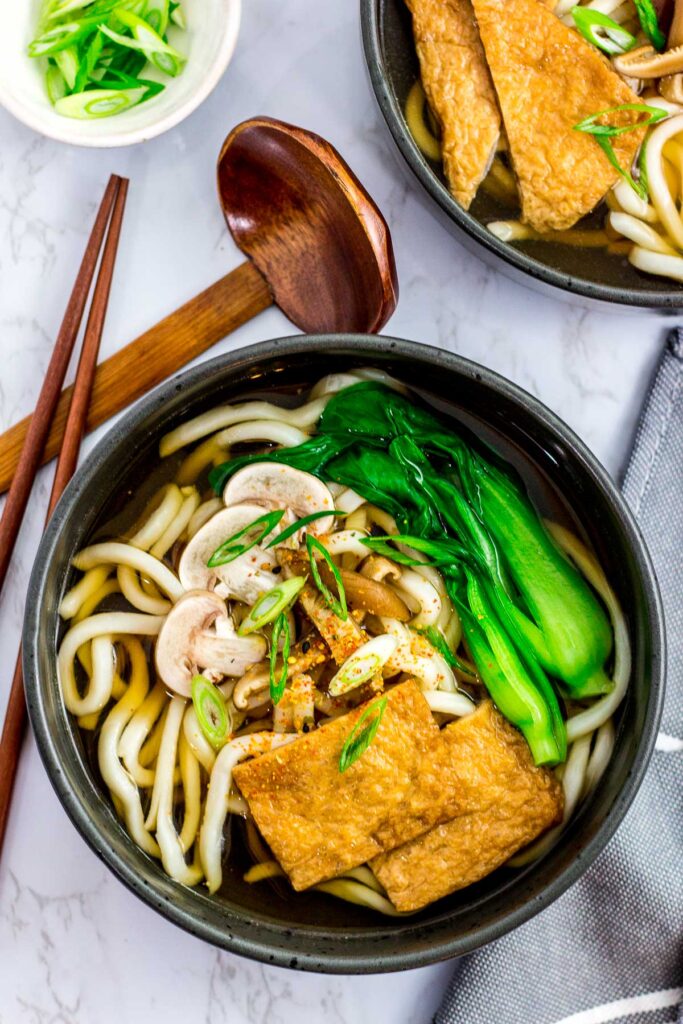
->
{"left": 23, "top": 334, "right": 666, "bottom": 972}
{"left": 360, "top": 0, "right": 683, "bottom": 310}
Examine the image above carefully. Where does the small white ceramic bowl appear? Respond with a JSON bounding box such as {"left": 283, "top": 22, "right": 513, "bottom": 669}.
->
{"left": 0, "top": 0, "right": 241, "bottom": 147}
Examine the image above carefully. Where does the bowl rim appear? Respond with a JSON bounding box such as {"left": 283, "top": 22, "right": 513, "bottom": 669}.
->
{"left": 23, "top": 334, "right": 666, "bottom": 972}
{"left": 0, "top": 0, "right": 241, "bottom": 149}
{"left": 360, "top": 0, "right": 683, "bottom": 310}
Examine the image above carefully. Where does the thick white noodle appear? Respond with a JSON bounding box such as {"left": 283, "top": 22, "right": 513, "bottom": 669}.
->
{"left": 629, "top": 246, "right": 683, "bottom": 283}
{"left": 212, "top": 420, "right": 309, "bottom": 451}
{"left": 612, "top": 181, "right": 658, "bottom": 224}
{"left": 381, "top": 618, "right": 457, "bottom": 692}
{"left": 59, "top": 566, "right": 110, "bottom": 620}
{"left": 544, "top": 522, "right": 632, "bottom": 742}
{"left": 187, "top": 498, "right": 223, "bottom": 540}
{"left": 200, "top": 732, "right": 296, "bottom": 893}
{"left": 97, "top": 640, "right": 160, "bottom": 857}
{"left": 608, "top": 212, "right": 677, "bottom": 255}
{"left": 73, "top": 542, "right": 184, "bottom": 601}
{"left": 117, "top": 566, "right": 172, "bottom": 615}
{"left": 159, "top": 398, "right": 329, "bottom": 456}
{"left": 59, "top": 613, "right": 164, "bottom": 715}
{"left": 424, "top": 690, "right": 476, "bottom": 717}
{"left": 182, "top": 704, "right": 216, "bottom": 773}
{"left": 583, "top": 719, "right": 616, "bottom": 797}
{"left": 129, "top": 485, "right": 183, "bottom": 550}
{"left": 321, "top": 529, "right": 370, "bottom": 559}
{"left": 118, "top": 682, "right": 168, "bottom": 787}
{"left": 333, "top": 487, "right": 367, "bottom": 514}
{"left": 150, "top": 488, "right": 200, "bottom": 559}
{"left": 392, "top": 568, "right": 442, "bottom": 627}
{"left": 646, "top": 114, "right": 683, "bottom": 249}
{"left": 152, "top": 697, "right": 203, "bottom": 885}
{"left": 315, "top": 879, "right": 407, "bottom": 916}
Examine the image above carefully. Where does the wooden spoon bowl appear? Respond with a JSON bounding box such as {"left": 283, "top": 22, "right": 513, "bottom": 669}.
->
{"left": 217, "top": 116, "right": 398, "bottom": 333}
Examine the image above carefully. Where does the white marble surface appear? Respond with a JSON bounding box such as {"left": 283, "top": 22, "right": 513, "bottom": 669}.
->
{"left": 0, "top": 0, "right": 675, "bottom": 1020}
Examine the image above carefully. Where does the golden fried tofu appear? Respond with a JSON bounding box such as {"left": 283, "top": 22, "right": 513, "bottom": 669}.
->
{"left": 234, "top": 681, "right": 450, "bottom": 890}
{"left": 407, "top": 0, "right": 501, "bottom": 208}
{"left": 471, "top": 0, "right": 644, "bottom": 230}
{"left": 372, "top": 702, "right": 564, "bottom": 911}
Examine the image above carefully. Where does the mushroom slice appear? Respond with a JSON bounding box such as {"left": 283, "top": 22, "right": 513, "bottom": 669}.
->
{"left": 223, "top": 464, "right": 335, "bottom": 535}
{"left": 155, "top": 590, "right": 266, "bottom": 697}
{"left": 178, "top": 504, "right": 279, "bottom": 604}
{"left": 613, "top": 44, "right": 683, "bottom": 78}
{"left": 318, "top": 562, "right": 410, "bottom": 620}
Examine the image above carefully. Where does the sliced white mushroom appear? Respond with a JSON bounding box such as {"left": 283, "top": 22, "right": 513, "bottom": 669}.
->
{"left": 223, "top": 464, "right": 335, "bottom": 534}
{"left": 178, "top": 504, "right": 279, "bottom": 604}
{"left": 155, "top": 590, "right": 266, "bottom": 697}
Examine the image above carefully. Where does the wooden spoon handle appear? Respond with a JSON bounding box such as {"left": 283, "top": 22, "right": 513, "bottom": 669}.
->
{"left": 0, "top": 260, "right": 272, "bottom": 496}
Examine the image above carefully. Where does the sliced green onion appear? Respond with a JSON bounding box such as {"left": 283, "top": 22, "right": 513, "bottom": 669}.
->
{"left": 574, "top": 104, "right": 667, "bottom": 199}
{"left": 357, "top": 536, "right": 427, "bottom": 567}
{"left": 574, "top": 103, "right": 667, "bottom": 138}
{"left": 264, "top": 509, "right": 344, "bottom": 549}
{"left": 191, "top": 674, "right": 231, "bottom": 750}
{"left": 112, "top": 9, "right": 186, "bottom": 76}
{"left": 633, "top": 0, "right": 666, "bottom": 49}
{"left": 142, "top": 0, "right": 169, "bottom": 34}
{"left": 55, "top": 85, "right": 147, "bottom": 117}
{"left": 339, "top": 696, "right": 388, "bottom": 773}
{"left": 328, "top": 634, "right": 398, "bottom": 697}
{"left": 238, "top": 576, "right": 306, "bottom": 636}
{"left": 54, "top": 45, "right": 79, "bottom": 88}
{"left": 571, "top": 7, "right": 636, "bottom": 54}
{"left": 306, "top": 534, "right": 348, "bottom": 620}
{"left": 269, "top": 612, "right": 290, "bottom": 705}
{"left": 415, "top": 625, "right": 474, "bottom": 675}
{"left": 45, "top": 65, "right": 68, "bottom": 103}
{"left": 207, "top": 510, "right": 285, "bottom": 568}
{"left": 361, "top": 533, "right": 469, "bottom": 567}
{"left": 73, "top": 31, "right": 105, "bottom": 92}
{"left": 28, "top": 21, "right": 94, "bottom": 57}
{"left": 170, "top": 1, "right": 185, "bottom": 28}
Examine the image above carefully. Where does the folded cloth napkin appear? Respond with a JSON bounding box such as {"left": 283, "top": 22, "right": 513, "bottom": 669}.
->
{"left": 435, "top": 329, "right": 683, "bottom": 1024}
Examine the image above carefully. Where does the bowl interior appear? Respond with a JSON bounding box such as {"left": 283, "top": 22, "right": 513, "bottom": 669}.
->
{"left": 363, "top": 0, "right": 683, "bottom": 308}
{"left": 24, "top": 337, "right": 663, "bottom": 972}
{"left": 0, "top": 0, "right": 240, "bottom": 147}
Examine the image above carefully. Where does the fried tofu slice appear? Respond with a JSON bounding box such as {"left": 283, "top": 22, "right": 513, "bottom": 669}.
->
{"left": 471, "top": 0, "right": 644, "bottom": 231}
{"left": 407, "top": 0, "right": 501, "bottom": 208}
{"left": 234, "top": 681, "right": 453, "bottom": 890}
{"left": 372, "top": 701, "right": 564, "bottom": 911}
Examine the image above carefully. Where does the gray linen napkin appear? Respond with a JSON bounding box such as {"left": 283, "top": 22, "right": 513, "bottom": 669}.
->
{"left": 435, "top": 329, "right": 683, "bottom": 1024}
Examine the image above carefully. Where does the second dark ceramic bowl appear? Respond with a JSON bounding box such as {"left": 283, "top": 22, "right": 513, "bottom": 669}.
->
{"left": 361, "top": 0, "right": 683, "bottom": 310}
{"left": 23, "top": 335, "right": 664, "bottom": 972}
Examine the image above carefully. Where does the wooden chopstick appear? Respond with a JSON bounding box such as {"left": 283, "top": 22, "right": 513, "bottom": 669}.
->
{"left": 0, "top": 175, "right": 120, "bottom": 597}
{"left": 0, "top": 176, "right": 129, "bottom": 855}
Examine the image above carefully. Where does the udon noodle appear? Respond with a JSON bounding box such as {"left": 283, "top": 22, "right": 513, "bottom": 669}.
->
{"left": 57, "top": 370, "right": 630, "bottom": 914}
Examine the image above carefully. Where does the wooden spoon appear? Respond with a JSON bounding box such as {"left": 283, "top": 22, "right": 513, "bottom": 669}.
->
{"left": 0, "top": 117, "right": 397, "bottom": 496}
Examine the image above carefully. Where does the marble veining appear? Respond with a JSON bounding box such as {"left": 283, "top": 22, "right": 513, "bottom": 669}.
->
{"left": 0, "top": 0, "right": 674, "bottom": 1019}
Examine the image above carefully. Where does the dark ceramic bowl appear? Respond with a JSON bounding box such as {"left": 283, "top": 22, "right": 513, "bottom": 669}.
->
{"left": 361, "top": 0, "right": 683, "bottom": 310}
{"left": 24, "top": 335, "right": 664, "bottom": 972}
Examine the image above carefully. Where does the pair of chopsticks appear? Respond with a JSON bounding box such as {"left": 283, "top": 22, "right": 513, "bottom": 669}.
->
{"left": 0, "top": 173, "right": 129, "bottom": 854}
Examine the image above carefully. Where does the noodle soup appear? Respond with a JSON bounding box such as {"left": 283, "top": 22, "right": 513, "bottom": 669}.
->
{"left": 55, "top": 365, "right": 630, "bottom": 920}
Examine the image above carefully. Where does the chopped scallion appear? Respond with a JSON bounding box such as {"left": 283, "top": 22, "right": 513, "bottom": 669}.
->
{"left": 571, "top": 7, "right": 636, "bottom": 55}
{"left": 339, "top": 696, "right": 388, "bottom": 773}
{"left": 269, "top": 612, "right": 290, "bottom": 705}
{"left": 264, "top": 508, "right": 344, "bottom": 548}
{"left": 328, "top": 634, "right": 398, "bottom": 697}
{"left": 632, "top": 0, "right": 666, "bottom": 50}
{"left": 306, "top": 534, "right": 347, "bottom": 620}
{"left": 207, "top": 510, "right": 285, "bottom": 568}
{"left": 574, "top": 103, "right": 667, "bottom": 199}
{"left": 191, "top": 674, "right": 231, "bottom": 750}
{"left": 238, "top": 576, "right": 306, "bottom": 635}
